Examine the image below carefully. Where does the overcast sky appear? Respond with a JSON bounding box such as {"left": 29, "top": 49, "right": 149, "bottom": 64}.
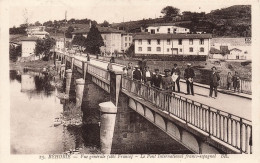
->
{"left": 8, "top": 0, "right": 251, "bottom": 27}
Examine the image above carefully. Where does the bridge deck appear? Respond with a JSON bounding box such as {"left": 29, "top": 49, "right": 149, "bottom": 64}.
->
{"left": 64, "top": 53, "right": 251, "bottom": 121}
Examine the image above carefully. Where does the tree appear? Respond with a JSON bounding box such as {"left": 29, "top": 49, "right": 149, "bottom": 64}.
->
{"left": 85, "top": 24, "right": 104, "bottom": 56}
{"left": 35, "top": 21, "right": 42, "bottom": 26}
{"left": 71, "top": 35, "right": 86, "bottom": 53}
{"left": 100, "top": 20, "right": 110, "bottom": 27}
{"left": 161, "top": 6, "right": 180, "bottom": 18}
{"left": 9, "top": 45, "right": 21, "bottom": 62}
{"left": 35, "top": 36, "right": 56, "bottom": 60}
{"left": 125, "top": 44, "right": 134, "bottom": 57}
{"left": 65, "top": 26, "right": 74, "bottom": 38}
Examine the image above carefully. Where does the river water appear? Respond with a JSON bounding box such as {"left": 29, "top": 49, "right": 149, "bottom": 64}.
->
{"left": 10, "top": 70, "right": 191, "bottom": 154}
{"left": 10, "top": 70, "right": 100, "bottom": 154}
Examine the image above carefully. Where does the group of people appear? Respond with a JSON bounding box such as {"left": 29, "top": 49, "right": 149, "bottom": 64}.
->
{"left": 122, "top": 61, "right": 241, "bottom": 99}
{"left": 123, "top": 62, "right": 196, "bottom": 96}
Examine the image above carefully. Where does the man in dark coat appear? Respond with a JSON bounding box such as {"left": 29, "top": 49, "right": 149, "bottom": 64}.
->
{"left": 171, "top": 63, "right": 181, "bottom": 92}
{"left": 151, "top": 69, "right": 162, "bottom": 88}
{"left": 184, "top": 63, "right": 195, "bottom": 95}
{"left": 133, "top": 65, "right": 142, "bottom": 81}
{"left": 209, "top": 66, "right": 220, "bottom": 98}
{"left": 133, "top": 65, "right": 142, "bottom": 94}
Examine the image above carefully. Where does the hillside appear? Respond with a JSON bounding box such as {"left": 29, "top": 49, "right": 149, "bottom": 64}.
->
{"left": 111, "top": 5, "right": 251, "bottom": 37}
{"left": 10, "top": 5, "right": 251, "bottom": 38}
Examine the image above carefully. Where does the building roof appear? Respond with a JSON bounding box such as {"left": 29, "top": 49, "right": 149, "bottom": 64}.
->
{"left": 210, "top": 47, "right": 221, "bottom": 54}
{"left": 147, "top": 23, "right": 187, "bottom": 28}
{"left": 21, "top": 37, "right": 39, "bottom": 41}
{"left": 29, "top": 31, "right": 49, "bottom": 35}
{"left": 133, "top": 33, "right": 212, "bottom": 40}
{"left": 72, "top": 26, "right": 125, "bottom": 34}
{"left": 230, "top": 48, "right": 242, "bottom": 52}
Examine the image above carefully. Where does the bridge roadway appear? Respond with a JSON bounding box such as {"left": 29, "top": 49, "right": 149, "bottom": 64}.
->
{"left": 73, "top": 55, "right": 251, "bottom": 121}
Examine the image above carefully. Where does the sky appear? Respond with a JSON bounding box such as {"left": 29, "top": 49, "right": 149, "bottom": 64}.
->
{"left": 7, "top": 0, "right": 252, "bottom": 27}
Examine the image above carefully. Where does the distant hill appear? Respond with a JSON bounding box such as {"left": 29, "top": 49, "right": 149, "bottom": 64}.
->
{"left": 10, "top": 5, "right": 251, "bottom": 38}
{"left": 111, "top": 5, "right": 251, "bottom": 37}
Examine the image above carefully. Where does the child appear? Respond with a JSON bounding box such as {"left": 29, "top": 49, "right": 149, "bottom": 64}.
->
{"left": 232, "top": 71, "right": 240, "bottom": 92}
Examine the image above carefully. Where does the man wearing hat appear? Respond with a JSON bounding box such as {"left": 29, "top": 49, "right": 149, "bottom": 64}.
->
{"left": 171, "top": 63, "right": 181, "bottom": 92}
{"left": 162, "top": 69, "right": 174, "bottom": 92}
{"left": 133, "top": 65, "right": 142, "bottom": 94}
{"left": 209, "top": 66, "right": 220, "bottom": 98}
{"left": 151, "top": 68, "right": 162, "bottom": 88}
{"left": 143, "top": 66, "right": 153, "bottom": 86}
{"left": 184, "top": 63, "right": 195, "bottom": 95}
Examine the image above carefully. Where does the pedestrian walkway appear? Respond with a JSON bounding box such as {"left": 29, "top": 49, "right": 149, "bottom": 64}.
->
{"left": 177, "top": 81, "right": 251, "bottom": 120}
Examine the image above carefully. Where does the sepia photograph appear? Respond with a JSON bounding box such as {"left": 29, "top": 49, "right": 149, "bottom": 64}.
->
{"left": 1, "top": 0, "right": 260, "bottom": 161}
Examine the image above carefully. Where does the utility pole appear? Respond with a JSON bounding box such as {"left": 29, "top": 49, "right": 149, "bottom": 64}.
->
{"left": 64, "top": 10, "right": 67, "bottom": 52}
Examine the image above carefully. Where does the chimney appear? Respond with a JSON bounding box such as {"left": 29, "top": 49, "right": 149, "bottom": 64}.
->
{"left": 89, "top": 21, "right": 92, "bottom": 28}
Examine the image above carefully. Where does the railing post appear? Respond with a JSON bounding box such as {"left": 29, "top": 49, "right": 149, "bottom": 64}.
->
{"left": 208, "top": 106, "right": 211, "bottom": 136}
{"left": 185, "top": 98, "right": 188, "bottom": 123}
{"left": 240, "top": 118, "right": 243, "bottom": 153}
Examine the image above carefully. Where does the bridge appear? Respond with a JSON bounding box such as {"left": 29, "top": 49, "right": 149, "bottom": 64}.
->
{"left": 54, "top": 51, "right": 252, "bottom": 154}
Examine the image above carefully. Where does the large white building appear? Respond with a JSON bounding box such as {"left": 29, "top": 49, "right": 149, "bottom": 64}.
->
{"left": 133, "top": 34, "right": 212, "bottom": 56}
{"left": 145, "top": 23, "right": 190, "bottom": 34}
{"left": 121, "top": 33, "right": 133, "bottom": 53}
{"left": 26, "top": 26, "right": 49, "bottom": 39}
{"left": 72, "top": 26, "right": 132, "bottom": 54}
{"left": 21, "top": 37, "right": 38, "bottom": 58}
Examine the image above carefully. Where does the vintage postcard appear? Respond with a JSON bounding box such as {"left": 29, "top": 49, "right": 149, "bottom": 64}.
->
{"left": 0, "top": 0, "right": 260, "bottom": 162}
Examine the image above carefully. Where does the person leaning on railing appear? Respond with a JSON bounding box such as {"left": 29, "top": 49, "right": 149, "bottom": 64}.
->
{"left": 142, "top": 66, "right": 153, "bottom": 87}
{"left": 151, "top": 68, "right": 162, "bottom": 89}
{"left": 162, "top": 69, "right": 174, "bottom": 93}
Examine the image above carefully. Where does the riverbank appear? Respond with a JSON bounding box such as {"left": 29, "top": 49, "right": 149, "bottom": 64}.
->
{"left": 10, "top": 59, "right": 55, "bottom": 71}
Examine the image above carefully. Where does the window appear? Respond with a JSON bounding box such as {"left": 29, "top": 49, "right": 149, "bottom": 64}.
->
{"left": 148, "top": 39, "right": 151, "bottom": 45}
{"left": 125, "top": 37, "right": 127, "bottom": 41}
{"left": 178, "top": 39, "right": 182, "bottom": 45}
{"left": 157, "top": 28, "right": 159, "bottom": 32}
{"left": 129, "top": 43, "right": 131, "bottom": 46}
{"left": 167, "top": 48, "right": 169, "bottom": 52}
{"left": 189, "top": 39, "right": 193, "bottom": 45}
{"left": 138, "top": 39, "right": 142, "bottom": 45}
{"left": 179, "top": 48, "right": 182, "bottom": 52}
{"left": 156, "top": 47, "right": 161, "bottom": 52}
{"left": 129, "top": 37, "right": 131, "bottom": 41}
{"left": 151, "top": 29, "right": 155, "bottom": 34}
{"left": 189, "top": 47, "right": 193, "bottom": 52}
{"left": 167, "top": 39, "right": 171, "bottom": 45}
{"left": 125, "top": 43, "right": 127, "bottom": 47}
{"left": 147, "top": 47, "right": 151, "bottom": 51}
{"left": 138, "top": 47, "right": 142, "bottom": 51}
{"left": 157, "top": 39, "right": 160, "bottom": 45}
{"left": 200, "top": 39, "right": 204, "bottom": 45}
{"left": 200, "top": 47, "right": 204, "bottom": 52}
{"left": 168, "top": 28, "right": 170, "bottom": 34}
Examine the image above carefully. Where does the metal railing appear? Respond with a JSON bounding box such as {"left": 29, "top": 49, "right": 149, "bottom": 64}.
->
{"left": 219, "top": 76, "right": 252, "bottom": 94}
{"left": 122, "top": 76, "right": 252, "bottom": 154}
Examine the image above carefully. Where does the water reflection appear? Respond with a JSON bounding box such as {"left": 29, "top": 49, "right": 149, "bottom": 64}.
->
{"left": 10, "top": 70, "right": 97, "bottom": 154}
